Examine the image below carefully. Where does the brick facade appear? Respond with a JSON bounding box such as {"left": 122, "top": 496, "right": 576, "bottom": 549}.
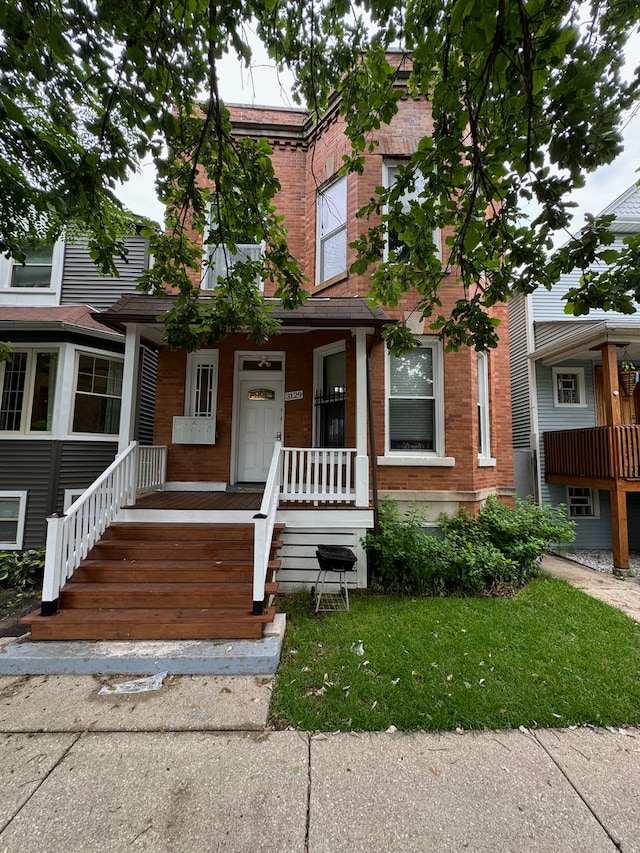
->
{"left": 154, "top": 78, "right": 514, "bottom": 515}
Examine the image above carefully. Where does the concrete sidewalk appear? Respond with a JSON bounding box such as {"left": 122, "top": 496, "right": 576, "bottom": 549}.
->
{"left": 0, "top": 673, "right": 639, "bottom": 852}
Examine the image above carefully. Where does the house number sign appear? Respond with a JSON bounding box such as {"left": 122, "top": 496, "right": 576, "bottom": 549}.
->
{"left": 285, "top": 390, "right": 303, "bottom": 402}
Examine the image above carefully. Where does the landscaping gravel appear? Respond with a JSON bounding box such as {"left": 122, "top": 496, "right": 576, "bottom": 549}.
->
{"left": 553, "top": 550, "right": 640, "bottom": 575}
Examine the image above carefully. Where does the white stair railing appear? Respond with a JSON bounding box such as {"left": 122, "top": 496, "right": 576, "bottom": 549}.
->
{"left": 252, "top": 441, "right": 283, "bottom": 615}
{"left": 281, "top": 447, "right": 356, "bottom": 503}
{"left": 40, "top": 442, "right": 168, "bottom": 614}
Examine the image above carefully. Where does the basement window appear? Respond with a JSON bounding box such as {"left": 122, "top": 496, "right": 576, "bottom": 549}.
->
{"left": 566, "top": 487, "right": 599, "bottom": 518}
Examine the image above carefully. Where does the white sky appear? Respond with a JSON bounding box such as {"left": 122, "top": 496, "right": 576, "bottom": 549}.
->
{"left": 115, "top": 38, "right": 640, "bottom": 236}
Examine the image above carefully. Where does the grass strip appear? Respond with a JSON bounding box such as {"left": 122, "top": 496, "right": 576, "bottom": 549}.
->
{"left": 270, "top": 577, "right": 640, "bottom": 732}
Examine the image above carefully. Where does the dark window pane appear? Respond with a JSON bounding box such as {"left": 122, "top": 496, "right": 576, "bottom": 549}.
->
{"left": 389, "top": 399, "right": 434, "bottom": 450}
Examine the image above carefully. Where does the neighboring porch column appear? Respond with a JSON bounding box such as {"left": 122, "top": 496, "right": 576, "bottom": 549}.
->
{"left": 599, "top": 343, "right": 631, "bottom": 573}
{"left": 599, "top": 342, "right": 622, "bottom": 426}
{"left": 118, "top": 324, "right": 141, "bottom": 455}
{"left": 610, "top": 486, "right": 630, "bottom": 575}
{"left": 353, "top": 328, "right": 369, "bottom": 507}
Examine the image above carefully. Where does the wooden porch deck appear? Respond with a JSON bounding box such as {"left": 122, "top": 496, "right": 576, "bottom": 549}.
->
{"left": 134, "top": 490, "right": 263, "bottom": 511}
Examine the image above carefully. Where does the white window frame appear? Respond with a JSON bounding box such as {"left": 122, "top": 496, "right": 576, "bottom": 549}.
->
{"left": 70, "top": 351, "right": 124, "bottom": 436}
{"left": 552, "top": 367, "right": 587, "bottom": 408}
{"left": 0, "top": 491, "right": 28, "bottom": 550}
{"left": 0, "top": 241, "right": 64, "bottom": 303}
{"left": 380, "top": 337, "right": 453, "bottom": 466}
{"left": 383, "top": 161, "right": 442, "bottom": 262}
{"left": 566, "top": 487, "right": 600, "bottom": 519}
{"left": 0, "top": 348, "right": 59, "bottom": 435}
{"left": 201, "top": 207, "right": 264, "bottom": 292}
{"left": 184, "top": 351, "right": 219, "bottom": 419}
{"left": 477, "top": 351, "right": 494, "bottom": 464}
{"left": 63, "top": 489, "right": 85, "bottom": 513}
{"left": 316, "top": 175, "right": 347, "bottom": 284}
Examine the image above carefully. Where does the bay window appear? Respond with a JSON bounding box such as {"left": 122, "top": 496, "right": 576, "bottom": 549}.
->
{"left": 72, "top": 354, "right": 123, "bottom": 434}
{"left": 0, "top": 350, "right": 58, "bottom": 433}
{"left": 388, "top": 343, "right": 441, "bottom": 453}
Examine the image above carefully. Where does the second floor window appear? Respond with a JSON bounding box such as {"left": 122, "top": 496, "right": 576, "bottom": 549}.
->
{"left": 384, "top": 163, "right": 441, "bottom": 262}
{"left": 0, "top": 350, "right": 58, "bottom": 433}
{"left": 10, "top": 245, "right": 54, "bottom": 288}
{"left": 317, "top": 176, "right": 347, "bottom": 283}
{"left": 203, "top": 234, "right": 263, "bottom": 290}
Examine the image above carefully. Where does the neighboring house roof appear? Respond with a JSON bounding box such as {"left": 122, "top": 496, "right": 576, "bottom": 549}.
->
{"left": 95, "top": 294, "right": 391, "bottom": 333}
{"left": 599, "top": 183, "right": 640, "bottom": 234}
{"left": 532, "top": 319, "right": 640, "bottom": 365}
{"left": 0, "top": 305, "right": 123, "bottom": 341}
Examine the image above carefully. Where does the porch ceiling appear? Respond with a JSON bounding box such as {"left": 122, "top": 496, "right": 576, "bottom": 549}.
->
{"left": 532, "top": 320, "right": 640, "bottom": 366}
{"left": 94, "top": 294, "right": 390, "bottom": 339}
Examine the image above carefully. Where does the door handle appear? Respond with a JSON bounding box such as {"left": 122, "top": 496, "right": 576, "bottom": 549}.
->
{"left": 275, "top": 432, "right": 282, "bottom": 440}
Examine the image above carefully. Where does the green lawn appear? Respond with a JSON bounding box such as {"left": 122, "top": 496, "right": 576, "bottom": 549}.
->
{"left": 269, "top": 577, "right": 640, "bottom": 732}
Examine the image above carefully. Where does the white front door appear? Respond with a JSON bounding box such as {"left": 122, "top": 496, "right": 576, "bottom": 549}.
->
{"left": 236, "top": 378, "right": 283, "bottom": 482}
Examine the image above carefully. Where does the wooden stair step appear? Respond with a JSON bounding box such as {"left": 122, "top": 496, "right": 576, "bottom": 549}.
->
{"left": 73, "top": 559, "right": 281, "bottom": 584}
{"left": 60, "top": 581, "right": 278, "bottom": 609}
{"left": 103, "top": 523, "right": 255, "bottom": 542}
{"left": 20, "top": 606, "right": 276, "bottom": 641}
{"left": 88, "top": 542, "right": 253, "bottom": 560}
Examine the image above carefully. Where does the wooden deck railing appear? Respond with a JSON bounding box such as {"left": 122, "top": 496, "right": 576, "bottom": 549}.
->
{"left": 544, "top": 426, "right": 640, "bottom": 481}
{"left": 40, "top": 442, "right": 168, "bottom": 614}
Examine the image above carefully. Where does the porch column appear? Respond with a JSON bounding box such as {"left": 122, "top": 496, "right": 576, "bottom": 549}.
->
{"left": 600, "top": 342, "right": 621, "bottom": 426}
{"left": 118, "top": 324, "right": 141, "bottom": 455}
{"left": 610, "top": 486, "right": 630, "bottom": 575}
{"left": 353, "top": 328, "right": 369, "bottom": 507}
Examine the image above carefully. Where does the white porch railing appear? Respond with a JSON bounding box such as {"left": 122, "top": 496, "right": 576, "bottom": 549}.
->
{"left": 252, "top": 440, "right": 283, "bottom": 614}
{"left": 281, "top": 447, "right": 357, "bottom": 504}
{"left": 40, "top": 442, "right": 168, "bottom": 614}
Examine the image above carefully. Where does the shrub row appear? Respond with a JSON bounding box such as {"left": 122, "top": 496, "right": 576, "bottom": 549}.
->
{"left": 363, "top": 496, "right": 575, "bottom": 596}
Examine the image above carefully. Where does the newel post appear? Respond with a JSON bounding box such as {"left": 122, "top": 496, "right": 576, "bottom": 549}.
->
{"left": 41, "top": 512, "right": 66, "bottom": 616}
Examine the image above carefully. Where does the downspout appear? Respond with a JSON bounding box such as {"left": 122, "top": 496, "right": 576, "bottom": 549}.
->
{"left": 366, "top": 327, "right": 383, "bottom": 536}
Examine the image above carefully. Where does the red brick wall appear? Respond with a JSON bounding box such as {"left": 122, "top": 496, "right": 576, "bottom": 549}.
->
{"left": 159, "top": 91, "right": 514, "bottom": 504}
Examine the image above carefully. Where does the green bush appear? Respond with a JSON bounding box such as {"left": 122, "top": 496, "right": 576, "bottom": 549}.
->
{"left": 0, "top": 548, "right": 45, "bottom": 589}
{"left": 363, "top": 496, "right": 575, "bottom": 597}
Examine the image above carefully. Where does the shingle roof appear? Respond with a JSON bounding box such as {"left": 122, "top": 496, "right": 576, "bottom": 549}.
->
{"left": 95, "top": 294, "right": 390, "bottom": 329}
{"left": 0, "top": 304, "right": 121, "bottom": 336}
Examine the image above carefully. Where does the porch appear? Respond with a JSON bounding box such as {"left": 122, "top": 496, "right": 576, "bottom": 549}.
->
{"left": 21, "top": 441, "right": 373, "bottom": 641}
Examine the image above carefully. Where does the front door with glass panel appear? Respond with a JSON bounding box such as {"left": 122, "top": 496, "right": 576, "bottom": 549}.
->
{"left": 236, "top": 370, "right": 283, "bottom": 482}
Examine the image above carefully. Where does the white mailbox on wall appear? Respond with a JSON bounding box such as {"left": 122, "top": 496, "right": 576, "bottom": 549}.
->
{"left": 172, "top": 417, "right": 216, "bottom": 445}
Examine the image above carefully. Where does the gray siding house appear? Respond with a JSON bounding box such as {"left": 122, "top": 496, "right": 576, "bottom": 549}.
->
{"left": 509, "top": 184, "right": 640, "bottom": 570}
{"left": 0, "top": 236, "right": 157, "bottom": 550}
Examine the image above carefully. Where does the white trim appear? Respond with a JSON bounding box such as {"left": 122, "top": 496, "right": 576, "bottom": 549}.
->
{"left": 383, "top": 336, "right": 446, "bottom": 460}
{"left": 63, "top": 489, "right": 84, "bottom": 512}
{"left": 377, "top": 455, "right": 455, "bottom": 467}
{"left": 316, "top": 175, "right": 347, "bottom": 284}
{"left": 552, "top": 366, "right": 587, "bottom": 408}
{"left": 184, "top": 350, "right": 219, "bottom": 417}
{"left": 163, "top": 481, "right": 227, "bottom": 491}
{"left": 478, "top": 457, "right": 497, "bottom": 467}
{"left": 0, "top": 490, "right": 28, "bottom": 549}
{"left": 477, "top": 351, "right": 491, "bottom": 460}
{"left": 0, "top": 241, "right": 64, "bottom": 306}
{"left": 69, "top": 349, "right": 124, "bottom": 437}
{"left": 0, "top": 348, "right": 59, "bottom": 435}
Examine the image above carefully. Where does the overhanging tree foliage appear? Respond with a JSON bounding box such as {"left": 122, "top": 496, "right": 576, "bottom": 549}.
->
{"left": 0, "top": 0, "right": 639, "bottom": 354}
